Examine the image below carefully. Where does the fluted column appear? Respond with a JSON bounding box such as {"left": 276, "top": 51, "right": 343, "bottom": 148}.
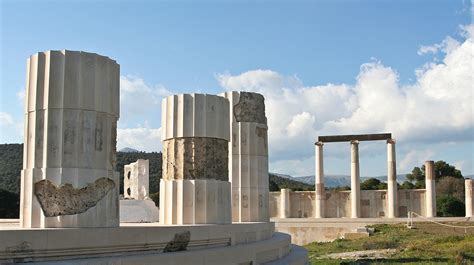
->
{"left": 466, "top": 179, "right": 473, "bottom": 218}
{"left": 20, "top": 50, "right": 120, "bottom": 228}
{"left": 387, "top": 139, "right": 397, "bottom": 218}
{"left": 280, "top": 188, "right": 291, "bottom": 218}
{"left": 221, "top": 91, "right": 269, "bottom": 222}
{"left": 160, "top": 94, "right": 231, "bottom": 224}
{"left": 425, "top": 161, "right": 436, "bottom": 217}
{"left": 350, "top": 140, "right": 361, "bottom": 218}
{"left": 315, "top": 142, "right": 325, "bottom": 218}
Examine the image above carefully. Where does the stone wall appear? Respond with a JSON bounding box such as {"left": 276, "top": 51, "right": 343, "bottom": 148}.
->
{"left": 269, "top": 189, "right": 427, "bottom": 218}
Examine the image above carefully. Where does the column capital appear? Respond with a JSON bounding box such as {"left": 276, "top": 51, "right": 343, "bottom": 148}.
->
{"left": 315, "top": 141, "right": 324, "bottom": 147}
{"left": 350, "top": 140, "right": 359, "bottom": 145}
{"left": 387, "top": 138, "right": 396, "bottom": 144}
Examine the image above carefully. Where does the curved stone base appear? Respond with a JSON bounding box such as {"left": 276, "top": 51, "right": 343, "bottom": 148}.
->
{"left": 0, "top": 222, "right": 308, "bottom": 264}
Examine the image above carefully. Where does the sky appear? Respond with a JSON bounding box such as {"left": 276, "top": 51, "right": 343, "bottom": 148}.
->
{"left": 1, "top": 0, "right": 473, "bottom": 177}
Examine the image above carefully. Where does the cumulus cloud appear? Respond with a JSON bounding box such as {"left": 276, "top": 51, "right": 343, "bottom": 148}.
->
{"left": 116, "top": 76, "right": 172, "bottom": 152}
{"left": 117, "top": 127, "right": 162, "bottom": 153}
{"left": 399, "top": 149, "right": 435, "bottom": 172}
{"left": 217, "top": 24, "right": 474, "bottom": 174}
{"left": 120, "top": 75, "right": 171, "bottom": 127}
{"left": 0, "top": 112, "right": 13, "bottom": 126}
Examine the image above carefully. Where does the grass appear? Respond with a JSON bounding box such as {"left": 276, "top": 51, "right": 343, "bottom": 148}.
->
{"left": 304, "top": 222, "right": 474, "bottom": 264}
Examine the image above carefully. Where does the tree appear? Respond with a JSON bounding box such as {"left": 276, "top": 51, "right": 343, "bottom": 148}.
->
{"left": 361, "top": 178, "right": 387, "bottom": 190}
{"left": 400, "top": 181, "right": 415, "bottom": 190}
{"left": 437, "top": 195, "right": 465, "bottom": 217}
{"left": 436, "top": 176, "right": 465, "bottom": 202}
{"left": 406, "top": 160, "right": 463, "bottom": 188}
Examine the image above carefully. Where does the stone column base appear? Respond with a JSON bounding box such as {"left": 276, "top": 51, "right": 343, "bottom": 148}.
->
{"left": 159, "top": 179, "right": 231, "bottom": 224}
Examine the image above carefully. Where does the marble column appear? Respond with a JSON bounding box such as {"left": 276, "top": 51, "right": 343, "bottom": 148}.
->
{"left": 465, "top": 179, "right": 473, "bottom": 218}
{"left": 425, "top": 161, "right": 436, "bottom": 217}
{"left": 315, "top": 142, "right": 325, "bottom": 218}
{"left": 386, "top": 139, "right": 397, "bottom": 218}
{"left": 280, "top": 188, "right": 291, "bottom": 218}
{"left": 160, "top": 94, "right": 231, "bottom": 224}
{"left": 20, "top": 50, "right": 120, "bottom": 228}
{"left": 350, "top": 140, "right": 361, "bottom": 218}
{"left": 221, "top": 91, "right": 269, "bottom": 222}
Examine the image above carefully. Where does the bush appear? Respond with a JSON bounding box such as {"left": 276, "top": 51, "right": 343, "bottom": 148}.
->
{"left": 437, "top": 195, "right": 465, "bottom": 217}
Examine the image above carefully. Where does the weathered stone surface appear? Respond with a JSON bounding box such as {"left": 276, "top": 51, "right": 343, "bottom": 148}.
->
{"left": 162, "top": 137, "right": 228, "bottom": 181}
{"left": 163, "top": 231, "right": 191, "bottom": 252}
{"left": 34, "top": 178, "right": 115, "bottom": 217}
{"left": 233, "top": 92, "right": 266, "bottom": 123}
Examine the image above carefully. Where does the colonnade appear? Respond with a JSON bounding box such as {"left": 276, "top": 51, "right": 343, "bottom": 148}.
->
{"left": 314, "top": 139, "right": 398, "bottom": 218}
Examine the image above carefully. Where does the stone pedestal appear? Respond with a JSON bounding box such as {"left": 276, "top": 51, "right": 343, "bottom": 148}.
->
{"left": 350, "top": 140, "right": 361, "bottom": 218}
{"left": 221, "top": 91, "right": 269, "bottom": 222}
{"left": 120, "top": 199, "right": 159, "bottom": 223}
{"left": 386, "top": 139, "right": 397, "bottom": 218}
{"left": 280, "top": 189, "right": 291, "bottom": 218}
{"left": 124, "top": 159, "right": 149, "bottom": 200}
{"left": 425, "top": 161, "right": 436, "bottom": 217}
{"left": 466, "top": 179, "right": 473, "bottom": 218}
{"left": 20, "top": 50, "right": 120, "bottom": 228}
{"left": 159, "top": 94, "right": 231, "bottom": 224}
{"left": 315, "top": 142, "right": 325, "bottom": 218}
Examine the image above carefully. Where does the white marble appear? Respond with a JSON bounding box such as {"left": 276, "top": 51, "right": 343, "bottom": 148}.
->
{"left": 161, "top": 94, "right": 230, "bottom": 141}
{"left": 280, "top": 189, "right": 291, "bottom": 218}
{"left": 386, "top": 139, "right": 397, "bottom": 218}
{"left": 124, "top": 159, "right": 149, "bottom": 200}
{"left": 159, "top": 179, "right": 231, "bottom": 224}
{"left": 465, "top": 179, "right": 473, "bottom": 217}
{"left": 425, "top": 161, "right": 436, "bottom": 217}
{"left": 221, "top": 91, "right": 270, "bottom": 222}
{"left": 20, "top": 50, "right": 120, "bottom": 228}
{"left": 314, "top": 142, "right": 325, "bottom": 218}
{"left": 119, "top": 199, "right": 159, "bottom": 223}
{"left": 350, "top": 140, "right": 361, "bottom": 218}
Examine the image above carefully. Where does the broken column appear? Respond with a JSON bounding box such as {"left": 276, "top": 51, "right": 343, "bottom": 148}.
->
{"left": 159, "top": 94, "right": 231, "bottom": 224}
{"left": 280, "top": 188, "right": 291, "bottom": 218}
{"left": 425, "top": 160, "right": 436, "bottom": 217}
{"left": 350, "top": 140, "right": 361, "bottom": 218}
{"left": 20, "top": 50, "right": 120, "bottom": 228}
{"left": 386, "top": 139, "right": 397, "bottom": 218}
{"left": 465, "top": 179, "right": 473, "bottom": 218}
{"left": 124, "top": 159, "right": 149, "bottom": 200}
{"left": 314, "top": 142, "right": 325, "bottom": 218}
{"left": 221, "top": 91, "right": 269, "bottom": 222}
{"left": 121, "top": 159, "right": 158, "bottom": 223}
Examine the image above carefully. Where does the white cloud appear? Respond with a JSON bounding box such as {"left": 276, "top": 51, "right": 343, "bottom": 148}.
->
{"left": 117, "top": 127, "right": 162, "bottom": 152}
{"left": 120, "top": 75, "right": 171, "bottom": 127}
{"left": 418, "top": 36, "right": 460, "bottom": 55}
{"left": 399, "top": 149, "right": 435, "bottom": 172}
{"left": 217, "top": 24, "right": 474, "bottom": 174}
{"left": 0, "top": 112, "right": 13, "bottom": 126}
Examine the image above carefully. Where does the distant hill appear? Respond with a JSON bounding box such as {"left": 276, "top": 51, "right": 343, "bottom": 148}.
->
{"left": 0, "top": 143, "right": 313, "bottom": 217}
{"left": 293, "top": 174, "right": 408, "bottom": 187}
{"left": 119, "top": 147, "right": 140, "bottom": 153}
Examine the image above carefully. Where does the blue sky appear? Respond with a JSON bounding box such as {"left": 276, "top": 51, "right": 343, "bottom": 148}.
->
{"left": 1, "top": 0, "right": 473, "bottom": 177}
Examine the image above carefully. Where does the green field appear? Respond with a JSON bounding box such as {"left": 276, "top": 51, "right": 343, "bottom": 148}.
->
{"left": 305, "top": 222, "right": 474, "bottom": 264}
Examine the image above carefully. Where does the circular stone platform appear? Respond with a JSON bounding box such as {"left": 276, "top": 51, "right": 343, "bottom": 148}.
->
{"left": 0, "top": 221, "right": 308, "bottom": 265}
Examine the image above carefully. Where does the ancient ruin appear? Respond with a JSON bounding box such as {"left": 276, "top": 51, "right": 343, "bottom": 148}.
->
{"left": 120, "top": 159, "right": 159, "bottom": 223}
{"left": 221, "top": 91, "right": 270, "bottom": 222}
{"left": 20, "top": 50, "right": 120, "bottom": 228}
{"left": 0, "top": 50, "right": 308, "bottom": 264}
{"left": 159, "top": 93, "right": 232, "bottom": 224}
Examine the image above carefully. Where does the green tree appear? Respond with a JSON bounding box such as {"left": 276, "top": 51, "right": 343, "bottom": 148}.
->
{"left": 406, "top": 160, "right": 463, "bottom": 188}
{"left": 361, "top": 178, "right": 387, "bottom": 190}
{"left": 437, "top": 195, "right": 465, "bottom": 217}
{"left": 400, "top": 181, "right": 415, "bottom": 190}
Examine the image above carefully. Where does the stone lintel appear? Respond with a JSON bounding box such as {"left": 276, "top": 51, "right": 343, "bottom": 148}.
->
{"left": 317, "top": 133, "right": 392, "bottom": 143}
